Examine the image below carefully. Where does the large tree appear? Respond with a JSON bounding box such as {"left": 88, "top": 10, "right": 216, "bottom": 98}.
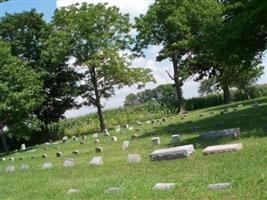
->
{"left": 53, "top": 3, "right": 154, "bottom": 131}
{"left": 135, "top": 0, "right": 221, "bottom": 113}
{"left": 0, "top": 10, "right": 81, "bottom": 138}
{"left": 0, "top": 40, "right": 42, "bottom": 153}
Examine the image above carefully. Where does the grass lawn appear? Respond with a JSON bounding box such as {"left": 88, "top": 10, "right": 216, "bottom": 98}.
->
{"left": 1, "top": 97, "right": 267, "bottom": 200}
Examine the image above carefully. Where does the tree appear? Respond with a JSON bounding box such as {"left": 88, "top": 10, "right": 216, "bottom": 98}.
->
{"left": 0, "top": 40, "right": 43, "bottom": 153}
{"left": 53, "top": 3, "right": 154, "bottom": 131}
{"left": 0, "top": 10, "right": 82, "bottom": 139}
{"left": 198, "top": 79, "right": 218, "bottom": 96}
{"left": 135, "top": 0, "right": 221, "bottom": 113}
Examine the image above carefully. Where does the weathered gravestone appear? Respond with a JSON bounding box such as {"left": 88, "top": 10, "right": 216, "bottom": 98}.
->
{"left": 63, "top": 158, "right": 75, "bottom": 168}
{"left": 93, "top": 133, "right": 98, "bottom": 139}
{"left": 151, "top": 137, "right": 160, "bottom": 145}
{"left": 1, "top": 158, "right": 6, "bottom": 161}
{"left": 6, "top": 165, "right": 15, "bottom": 173}
{"left": 150, "top": 144, "right": 194, "bottom": 161}
{"left": 153, "top": 183, "right": 176, "bottom": 190}
{"left": 171, "top": 135, "right": 180, "bottom": 146}
{"left": 72, "top": 150, "right": 80, "bottom": 155}
{"left": 200, "top": 128, "right": 240, "bottom": 140}
{"left": 42, "top": 162, "right": 52, "bottom": 169}
{"left": 208, "top": 183, "right": 231, "bottom": 190}
{"left": 94, "top": 139, "right": 100, "bottom": 143}
{"left": 42, "top": 154, "right": 47, "bottom": 159}
{"left": 115, "top": 125, "right": 121, "bottom": 132}
{"left": 122, "top": 141, "right": 129, "bottom": 150}
{"left": 62, "top": 136, "right": 68, "bottom": 143}
{"left": 127, "top": 154, "right": 141, "bottom": 164}
{"left": 82, "top": 135, "right": 87, "bottom": 140}
{"left": 20, "top": 164, "right": 29, "bottom": 171}
{"left": 111, "top": 136, "right": 117, "bottom": 142}
{"left": 80, "top": 141, "right": 86, "bottom": 145}
{"left": 106, "top": 187, "right": 123, "bottom": 193}
{"left": 9, "top": 157, "right": 14, "bottom": 161}
{"left": 131, "top": 134, "right": 138, "bottom": 139}
{"left": 89, "top": 156, "right": 103, "bottom": 166}
{"left": 202, "top": 143, "right": 243, "bottom": 155}
{"left": 67, "top": 189, "right": 79, "bottom": 194}
{"left": 104, "top": 129, "right": 110, "bottom": 136}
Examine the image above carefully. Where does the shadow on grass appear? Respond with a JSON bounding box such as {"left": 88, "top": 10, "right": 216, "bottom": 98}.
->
{"left": 138, "top": 98, "right": 267, "bottom": 149}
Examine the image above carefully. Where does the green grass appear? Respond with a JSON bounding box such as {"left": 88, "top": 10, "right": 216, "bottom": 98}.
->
{"left": 1, "top": 97, "right": 267, "bottom": 199}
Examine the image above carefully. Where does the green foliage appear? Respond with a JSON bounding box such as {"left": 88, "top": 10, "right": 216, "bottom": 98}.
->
{"left": 0, "top": 10, "right": 82, "bottom": 134}
{"left": 0, "top": 40, "right": 43, "bottom": 134}
{"left": 53, "top": 3, "right": 154, "bottom": 130}
{"left": 198, "top": 79, "right": 218, "bottom": 96}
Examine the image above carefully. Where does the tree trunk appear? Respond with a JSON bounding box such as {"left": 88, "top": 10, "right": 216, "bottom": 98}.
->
{"left": 90, "top": 68, "right": 106, "bottom": 131}
{"left": 172, "top": 57, "right": 185, "bottom": 113}
{"left": 0, "top": 124, "right": 9, "bottom": 154}
{"left": 222, "top": 84, "right": 231, "bottom": 104}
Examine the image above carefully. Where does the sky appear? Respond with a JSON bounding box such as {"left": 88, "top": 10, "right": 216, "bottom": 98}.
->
{"left": 1, "top": 0, "right": 267, "bottom": 118}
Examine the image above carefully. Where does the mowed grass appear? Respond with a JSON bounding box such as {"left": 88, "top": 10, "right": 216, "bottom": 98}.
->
{"left": 1, "top": 97, "right": 267, "bottom": 200}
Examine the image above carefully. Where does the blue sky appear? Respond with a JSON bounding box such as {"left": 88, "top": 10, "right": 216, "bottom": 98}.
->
{"left": 1, "top": 0, "right": 266, "bottom": 118}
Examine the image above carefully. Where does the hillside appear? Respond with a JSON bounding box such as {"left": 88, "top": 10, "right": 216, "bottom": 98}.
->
{"left": 1, "top": 97, "right": 267, "bottom": 200}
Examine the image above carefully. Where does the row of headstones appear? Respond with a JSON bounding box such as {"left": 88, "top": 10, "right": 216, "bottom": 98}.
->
{"left": 67, "top": 182, "right": 232, "bottom": 195}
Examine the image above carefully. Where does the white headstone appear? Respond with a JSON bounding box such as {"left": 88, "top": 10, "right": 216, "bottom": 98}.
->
{"left": 67, "top": 189, "right": 79, "bottom": 194}
{"left": 6, "top": 165, "right": 15, "bottom": 173}
{"left": 20, "top": 164, "right": 29, "bottom": 171}
{"left": 122, "top": 141, "right": 129, "bottom": 150}
{"left": 128, "top": 127, "right": 134, "bottom": 131}
{"left": 115, "top": 125, "right": 121, "bottom": 132}
{"left": 153, "top": 183, "right": 176, "bottom": 190}
{"left": 127, "top": 154, "right": 141, "bottom": 164}
{"left": 202, "top": 143, "right": 243, "bottom": 155}
{"left": 62, "top": 136, "right": 68, "bottom": 142}
{"left": 104, "top": 129, "right": 110, "bottom": 136}
{"left": 106, "top": 187, "right": 123, "bottom": 193}
{"left": 9, "top": 157, "right": 14, "bottom": 161}
{"left": 150, "top": 144, "right": 194, "bottom": 161}
{"left": 95, "top": 147, "right": 103, "bottom": 153}
{"left": 111, "top": 136, "right": 117, "bottom": 142}
{"left": 151, "top": 137, "right": 160, "bottom": 145}
{"left": 124, "top": 124, "right": 129, "bottom": 128}
{"left": 94, "top": 139, "right": 100, "bottom": 143}
{"left": 89, "top": 156, "right": 103, "bottom": 166}
{"left": 72, "top": 150, "right": 80, "bottom": 155}
{"left": 56, "top": 151, "right": 63, "bottom": 157}
{"left": 42, "top": 162, "right": 52, "bottom": 169}
{"left": 1, "top": 158, "right": 6, "bottom": 161}
{"left": 21, "top": 144, "right": 26, "bottom": 150}
{"left": 93, "top": 133, "right": 98, "bottom": 139}
{"left": 63, "top": 158, "right": 75, "bottom": 168}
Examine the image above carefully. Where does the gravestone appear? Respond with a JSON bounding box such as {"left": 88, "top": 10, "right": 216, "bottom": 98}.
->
{"left": 171, "top": 135, "right": 180, "bottom": 146}
{"left": 82, "top": 135, "right": 87, "bottom": 140}
{"left": 80, "top": 141, "right": 86, "bottom": 145}
{"left": 104, "top": 129, "right": 110, "bottom": 136}
{"left": 150, "top": 144, "right": 194, "bottom": 161}
{"left": 21, "top": 144, "right": 26, "bottom": 151}
{"left": 93, "top": 133, "right": 98, "bottom": 139}
{"left": 127, "top": 154, "right": 141, "bottom": 164}
{"left": 94, "top": 139, "right": 100, "bottom": 143}
{"left": 56, "top": 152, "right": 63, "bottom": 157}
{"left": 20, "top": 164, "right": 29, "bottom": 171}
{"left": 199, "top": 114, "right": 204, "bottom": 117}
{"left": 122, "top": 141, "right": 129, "bottom": 150}
{"left": 89, "top": 156, "right": 103, "bottom": 166}
{"left": 208, "top": 183, "right": 231, "bottom": 190}
{"left": 151, "top": 137, "right": 160, "bottom": 145}
{"left": 106, "top": 187, "right": 123, "bottom": 193}
{"left": 131, "top": 134, "right": 138, "bottom": 139}
{"left": 124, "top": 124, "right": 129, "bottom": 129}
{"left": 128, "top": 127, "right": 134, "bottom": 131}
{"left": 42, "top": 154, "right": 47, "bottom": 159}
{"left": 43, "top": 147, "right": 49, "bottom": 150}
{"left": 115, "top": 125, "right": 121, "bottom": 132}
{"left": 111, "top": 136, "right": 117, "bottom": 142}
{"left": 153, "top": 183, "right": 176, "bottom": 190}
{"left": 62, "top": 136, "right": 68, "bottom": 143}
{"left": 202, "top": 143, "right": 243, "bottom": 155}
{"left": 6, "top": 165, "right": 15, "bottom": 173}
{"left": 238, "top": 104, "right": 243, "bottom": 108}
{"left": 67, "top": 189, "right": 79, "bottom": 194}
{"left": 1, "top": 158, "right": 6, "bottom": 161}
{"left": 200, "top": 128, "right": 240, "bottom": 140}
{"left": 72, "top": 136, "right": 78, "bottom": 142}
{"left": 63, "top": 158, "right": 75, "bottom": 168}
{"left": 9, "top": 157, "right": 14, "bottom": 161}
{"left": 95, "top": 147, "right": 103, "bottom": 153}
{"left": 136, "top": 121, "right": 142, "bottom": 125}
{"left": 44, "top": 142, "right": 50, "bottom": 146}
{"left": 42, "top": 162, "right": 52, "bottom": 169}
{"left": 72, "top": 150, "right": 79, "bottom": 155}
{"left": 162, "top": 118, "right": 166, "bottom": 122}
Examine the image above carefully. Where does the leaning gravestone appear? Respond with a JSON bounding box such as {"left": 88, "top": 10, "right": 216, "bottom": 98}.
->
{"left": 208, "top": 183, "right": 231, "bottom": 190}
{"left": 151, "top": 137, "right": 160, "bottom": 145}
{"left": 42, "top": 162, "right": 52, "bottom": 170}
{"left": 171, "top": 135, "right": 180, "bottom": 146}
{"left": 202, "top": 143, "right": 243, "bottom": 155}
{"left": 153, "top": 183, "right": 176, "bottom": 190}
{"left": 150, "top": 144, "right": 194, "bottom": 161}
{"left": 122, "top": 141, "right": 129, "bottom": 150}
{"left": 63, "top": 158, "right": 75, "bottom": 168}
{"left": 20, "top": 164, "right": 29, "bottom": 171}
{"left": 6, "top": 165, "right": 15, "bottom": 173}
{"left": 200, "top": 128, "right": 240, "bottom": 140}
{"left": 127, "top": 154, "right": 141, "bottom": 164}
{"left": 89, "top": 156, "right": 103, "bottom": 166}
